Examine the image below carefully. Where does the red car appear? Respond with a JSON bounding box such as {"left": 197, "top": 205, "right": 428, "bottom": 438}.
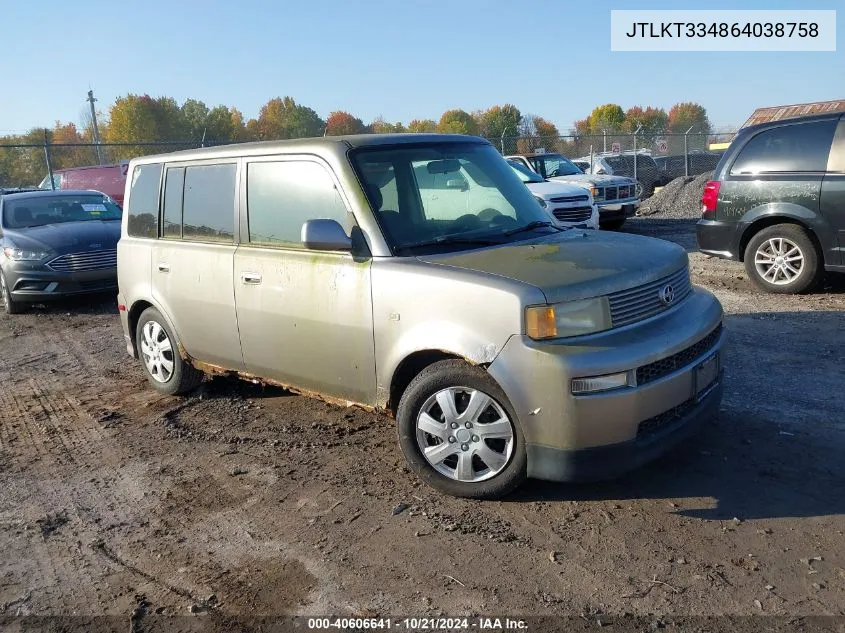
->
{"left": 40, "top": 161, "right": 128, "bottom": 205}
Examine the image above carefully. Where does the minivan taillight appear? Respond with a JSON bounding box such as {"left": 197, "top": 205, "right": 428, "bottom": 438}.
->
{"left": 701, "top": 181, "right": 720, "bottom": 218}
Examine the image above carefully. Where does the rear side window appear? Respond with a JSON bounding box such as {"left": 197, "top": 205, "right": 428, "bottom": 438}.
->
{"left": 730, "top": 120, "right": 837, "bottom": 175}
{"left": 181, "top": 164, "right": 236, "bottom": 243}
{"left": 127, "top": 164, "right": 162, "bottom": 238}
{"left": 246, "top": 160, "right": 351, "bottom": 247}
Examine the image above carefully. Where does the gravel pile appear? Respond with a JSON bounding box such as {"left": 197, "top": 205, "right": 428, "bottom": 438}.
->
{"left": 637, "top": 171, "right": 714, "bottom": 219}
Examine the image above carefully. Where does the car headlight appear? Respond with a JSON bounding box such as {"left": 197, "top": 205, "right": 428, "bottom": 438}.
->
{"left": 533, "top": 195, "right": 547, "bottom": 208}
{"left": 524, "top": 297, "right": 612, "bottom": 339}
{"left": 590, "top": 186, "right": 604, "bottom": 200}
{"left": 3, "top": 247, "right": 50, "bottom": 261}
{"left": 571, "top": 371, "right": 633, "bottom": 394}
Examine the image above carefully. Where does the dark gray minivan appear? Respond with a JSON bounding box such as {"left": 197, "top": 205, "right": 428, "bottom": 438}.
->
{"left": 696, "top": 112, "right": 845, "bottom": 293}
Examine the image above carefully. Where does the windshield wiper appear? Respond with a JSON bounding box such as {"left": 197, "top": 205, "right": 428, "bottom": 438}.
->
{"left": 503, "top": 220, "right": 564, "bottom": 237}
{"left": 394, "top": 234, "right": 502, "bottom": 252}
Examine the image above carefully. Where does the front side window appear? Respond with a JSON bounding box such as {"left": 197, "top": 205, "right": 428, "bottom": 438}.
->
{"left": 354, "top": 143, "right": 555, "bottom": 254}
{"left": 730, "top": 120, "right": 837, "bottom": 175}
{"left": 2, "top": 194, "right": 122, "bottom": 229}
{"left": 247, "top": 160, "right": 351, "bottom": 247}
{"left": 181, "top": 164, "right": 236, "bottom": 242}
{"left": 127, "top": 163, "right": 162, "bottom": 238}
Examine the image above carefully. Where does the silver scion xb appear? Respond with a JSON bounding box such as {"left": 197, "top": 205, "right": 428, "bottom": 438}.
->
{"left": 117, "top": 134, "right": 725, "bottom": 499}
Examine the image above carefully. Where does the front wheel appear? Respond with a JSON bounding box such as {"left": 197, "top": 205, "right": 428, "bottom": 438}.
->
{"left": 743, "top": 224, "right": 822, "bottom": 294}
{"left": 396, "top": 360, "right": 527, "bottom": 499}
{"left": 600, "top": 218, "right": 626, "bottom": 231}
{"left": 0, "top": 271, "right": 24, "bottom": 314}
{"left": 136, "top": 307, "right": 204, "bottom": 395}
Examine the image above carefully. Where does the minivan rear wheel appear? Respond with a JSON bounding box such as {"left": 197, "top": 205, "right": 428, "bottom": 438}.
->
{"left": 744, "top": 224, "right": 822, "bottom": 294}
{"left": 136, "top": 307, "right": 203, "bottom": 395}
{"left": 396, "top": 360, "right": 527, "bottom": 499}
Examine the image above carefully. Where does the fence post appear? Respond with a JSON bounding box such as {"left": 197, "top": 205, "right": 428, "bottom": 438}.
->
{"left": 632, "top": 125, "right": 642, "bottom": 189}
{"left": 589, "top": 145, "right": 594, "bottom": 174}
{"left": 602, "top": 130, "right": 607, "bottom": 153}
{"left": 43, "top": 129, "right": 55, "bottom": 190}
{"left": 501, "top": 128, "right": 508, "bottom": 154}
{"left": 684, "top": 126, "right": 694, "bottom": 177}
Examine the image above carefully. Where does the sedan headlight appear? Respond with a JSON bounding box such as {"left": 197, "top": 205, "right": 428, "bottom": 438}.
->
{"left": 533, "top": 195, "right": 547, "bottom": 208}
{"left": 524, "top": 297, "right": 612, "bottom": 339}
{"left": 3, "top": 247, "right": 50, "bottom": 261}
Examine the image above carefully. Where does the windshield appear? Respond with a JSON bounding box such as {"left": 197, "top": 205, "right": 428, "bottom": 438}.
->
{"left": 2, "top": 194, "right": 122, "bottom": 229}
{"left": 508, "top": 160, "right": 545, "bottom": 183}
{"left": 533, "top": 154, "right": 583, "bottom": 177}
{"left": 353, "top": 143, "right": 557, "bottom": 253}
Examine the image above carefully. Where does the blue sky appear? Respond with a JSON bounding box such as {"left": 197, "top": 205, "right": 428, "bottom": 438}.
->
{"left": 0, "top": 0, "right": 841, "bottom": 134}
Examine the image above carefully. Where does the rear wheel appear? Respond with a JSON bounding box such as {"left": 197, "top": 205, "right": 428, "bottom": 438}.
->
{"left": 136, "top": 307, "right": 203, "bottom": 395}
{"left": 396, "top": 360, "right": 527, "bottom": 499}
{"left": 743, "top": 224, "right": 822, "bottom": 294}
{"left": 0, "top": 271, "right": 24, "bottom": 314}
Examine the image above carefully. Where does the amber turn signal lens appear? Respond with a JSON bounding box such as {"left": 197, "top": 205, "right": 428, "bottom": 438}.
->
{"left": 525, "top": 306, "right": 558, "bottom": 340}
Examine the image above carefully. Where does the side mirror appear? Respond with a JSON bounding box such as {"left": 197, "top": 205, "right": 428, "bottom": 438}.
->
{"left": 301, "top": 219, "right": 352, "bottom": 251}
{"left": 595, "top": 168, "right": 606, "bottom": 175}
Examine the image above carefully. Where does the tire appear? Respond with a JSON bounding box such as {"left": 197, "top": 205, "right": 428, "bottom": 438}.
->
{"left": 136, "top": 307, "right": 203, "bottom": 395}
{"left": 0, "top": 270, "right": 24, "bottom": 314}
{"left": 396, "top": 359, "right": 527, "bottom": 499}
{"left": 600, "top": 218, "right": 626, "bottom": 231}
{"left": 743, "top": 224, "right": 822, "bottom": 294}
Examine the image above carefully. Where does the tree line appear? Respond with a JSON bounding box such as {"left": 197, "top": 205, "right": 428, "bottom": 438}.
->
{"left": 0, "top": 95, "right": 711, "bottom": 186}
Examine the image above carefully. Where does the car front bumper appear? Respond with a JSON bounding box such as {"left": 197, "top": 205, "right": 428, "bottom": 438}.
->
{"left": 3, "top": 263, "right": 117, "bottom": 301}
{"left": 487, "top": 287, "right": 724, "bottom": 482}
{"left": 597, "top": 200, "right": 639, "bottom": 221}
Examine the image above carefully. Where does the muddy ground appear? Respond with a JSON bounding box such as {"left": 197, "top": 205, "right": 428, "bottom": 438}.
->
{"left": 1, "top": 217, "right": 843, "bottom": 631}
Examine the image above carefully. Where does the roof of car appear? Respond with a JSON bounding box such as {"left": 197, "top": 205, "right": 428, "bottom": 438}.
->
{"left": 0, "top": 189, "right": 103, "bottom": 201}
{"left": 53, "top": 164, "right": 121, "bottom": 173}
{"left": 739, "top": 111, "right": 843, "bottom": 135}
{"left": 130, "top": 134, "right": 491, "bottom": 165}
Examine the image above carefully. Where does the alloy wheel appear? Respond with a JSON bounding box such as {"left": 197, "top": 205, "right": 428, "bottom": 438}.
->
{"left": 754, "top": 237, "right": 804, "bottom": 285}
{"left": 415, "top": 386, "right": 514, "bottom": 483}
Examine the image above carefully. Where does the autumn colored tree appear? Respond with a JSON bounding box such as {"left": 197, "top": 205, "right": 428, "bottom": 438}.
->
{"left": 668, "top": 102, "right": 711, "bottom": 134}
{"left": 436, "top": 109, "right": 479, "bottom": 135}
{"left": 407, "top": 119, "right": 436, "bottom": 133}
{"left": 253, "top": 97, "right": 324, "bottom": 140}
{"left": 229, "top": 107, "right": 249, "bottom": 142}
{"left": 325, "top": 111, "right": 365, "bottom": 136}
{"left": 369, "top": 117, "right": 406, "bottom": 134}
{"left": 516, "top": 115, "right": 560, "bottom": 154}
{"left": 477, "top": 105, "right": 522, "bottom": 143}
{"left": 105, "top": 94, "right": 188, "bottom": 157}
{"left": 622, "top": 106, "right": 667, "bottom": 135}
{"left": 50, "top": 121, "right": 96, "bottom": 169}
{"left": 586, "top": 104, "right": 626, "bottom": 133}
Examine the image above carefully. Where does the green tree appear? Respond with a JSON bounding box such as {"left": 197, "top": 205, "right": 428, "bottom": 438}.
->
{"left": 516, "top": 115, "right": 560, "bottom": 154}
{"left": 181, "top": 98, "right": 210, "bottom": 141}
{"left": 229, "top": 107, "right": 249, "bottom": 141}
{"left": 205, "top": 105, "right": 234, "bottom": 142}
{"left": 668, "top": 102, "right": 711, "bottom": 134}
{"left": 586, "top": 103, "right": 625, "bottom": 133}
{"left": 477, "top": 104, "right": 522, "bottom": 143}
{"left": 369, "top": 117, "right": 406, "bottom": 134}
{"left": 104, "top": 94, "right": 188, "bottom": 156}
{"left": 325, "top": 111, "right": 365, "bottom": 136}
{"left": 436, "top": 109, "right": 479, "bottom": 135}
{"left": 407, "top": 119, "right": 436, "bottom": 133}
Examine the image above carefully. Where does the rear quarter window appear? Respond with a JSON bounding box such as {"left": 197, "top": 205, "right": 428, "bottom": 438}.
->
{"left": 730, "top": 120, "right": 837, "bottom": 175}
{"left": 127, "top": 164, "right": 162, "bottom": 238}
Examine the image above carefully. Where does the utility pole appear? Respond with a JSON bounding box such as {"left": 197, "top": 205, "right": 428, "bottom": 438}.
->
{"left": 87, "top": 90, "right": 104, "bottom": 165}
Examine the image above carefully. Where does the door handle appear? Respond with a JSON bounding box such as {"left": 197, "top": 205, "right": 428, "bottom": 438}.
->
{"left": 157, "top": 263, "right": 170, "bottom": 273}
{"left": 241, "top": 271, "right": 262, "bottom": 285}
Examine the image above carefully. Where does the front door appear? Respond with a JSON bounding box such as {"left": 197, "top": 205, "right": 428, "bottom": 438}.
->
{"left": 233, "top": 156, "right": 376, "bottom": 405}
{"left": 151, "top": 161, "right": 244, "bottom": 370}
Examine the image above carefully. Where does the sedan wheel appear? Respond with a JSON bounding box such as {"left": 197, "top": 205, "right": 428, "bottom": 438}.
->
{"left": 415, "top": 386, "right": 514, "bottom": 483}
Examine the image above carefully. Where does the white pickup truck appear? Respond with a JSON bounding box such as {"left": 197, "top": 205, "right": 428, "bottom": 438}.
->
{"left": 506, "top": 153, "right": 639, "bottom": 230}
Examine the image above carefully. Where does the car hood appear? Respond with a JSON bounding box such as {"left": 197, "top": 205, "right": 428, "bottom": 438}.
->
{"left": 417, "top": 230, "right": 687, "bottom": 304}
{"left": 3, "top": 220, "right": 121, "bottom": 255}
{"left": 548, "top": 173, "right": 634, "bottom": 187}
{"left": 523, "top": 180, "right": 593, "bottom": 199}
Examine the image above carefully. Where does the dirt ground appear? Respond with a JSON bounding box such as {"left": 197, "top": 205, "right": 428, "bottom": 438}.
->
{"left": 1, "top": 217, "right": 844, "bottom": 630}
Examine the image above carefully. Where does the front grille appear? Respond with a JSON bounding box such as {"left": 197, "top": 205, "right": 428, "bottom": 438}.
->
{"left": 605, "top": 186, "right": 618, "bottom": 201}
{"left": 608, "top": 267, "right": 692, "bottom": 328}
{"left": 47, "top": 249, "right": 117, "bottom": 273}
{"left": 549, "top": 194, "right": 589, "bottom": 204}
{"left": 637, "top": 398, "right": 695, "bottom": 437}
{"left": 552, "top": 207, "right": 593, "bottom": 223}
{"left": 619, "top": 184, "right": 633, "bottom": 199}
{"left": 637, "top": 324, "right": 723, "bottom": 386}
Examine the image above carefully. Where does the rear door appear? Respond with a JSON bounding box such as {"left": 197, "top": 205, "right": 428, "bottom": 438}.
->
{"left": 820, "top": 117, "right": 845, "bottom": 265}
{"left": 151, "top": 160, "right": 244, "bottom": 369}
